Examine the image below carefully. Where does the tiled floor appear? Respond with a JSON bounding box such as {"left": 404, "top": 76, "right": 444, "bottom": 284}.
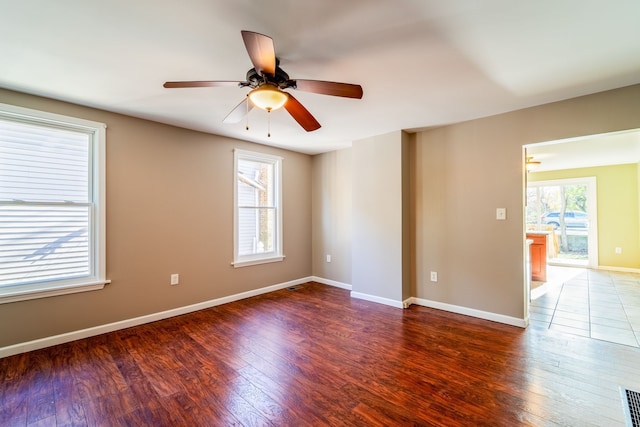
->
{"left": 530, "top": 265, "right": 640, "bottom": 347}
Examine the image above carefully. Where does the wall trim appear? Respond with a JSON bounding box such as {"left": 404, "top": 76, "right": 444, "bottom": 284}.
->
{"left": 549, "top": 264, "right": 640, "bottom": 274}
{"left": 351, "top": 291, "right": 405, "bottom": 309}
{"left": 410, "top": 297, "right": 527, "bottom": 328}
{"left": 310, "top": 276, "right": 352, "bottom": 290}
{"left": 597, "top": 265, "right": 640, "bottom": 274}
{"left": 0, "top": 276, "right": 313, "bottom": 359}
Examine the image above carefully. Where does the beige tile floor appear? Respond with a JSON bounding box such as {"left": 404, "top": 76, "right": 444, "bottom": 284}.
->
{"left": 530, "top": 266, "right": 640, "bottom": 347}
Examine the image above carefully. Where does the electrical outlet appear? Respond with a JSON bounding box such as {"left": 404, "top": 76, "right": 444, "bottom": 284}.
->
{"left": 170, "top": 274, "right": 179, "bottom": 285}
{"left": 326, "top": 254, "right": 332, "bottom": 263}
{"left": 496, "top": 208, "right": 506, "bottom": 220}
{"left": 430, "top": 271, "right": 438, "bottom": 282}
{"left": 615, "top": 247, "right": 622, "bottom": 254}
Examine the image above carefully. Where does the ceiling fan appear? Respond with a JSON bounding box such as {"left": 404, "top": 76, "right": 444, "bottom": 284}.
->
{"left": 163, "top": 30, "right": 363, "bottom": 133}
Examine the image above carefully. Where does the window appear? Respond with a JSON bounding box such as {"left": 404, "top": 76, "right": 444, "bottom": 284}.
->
{"left": 233, "top": 149, "right": 283, "bottom": 267}
{"left": 0, "top": 103, "right": 108, "bottom": 303}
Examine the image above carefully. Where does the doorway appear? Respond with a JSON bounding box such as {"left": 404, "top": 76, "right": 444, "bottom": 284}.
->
{"left": 522, "top": 129, "right": 640, "bottom": 338}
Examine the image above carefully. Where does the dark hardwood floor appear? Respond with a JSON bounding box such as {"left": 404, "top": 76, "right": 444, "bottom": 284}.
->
{"left": 2, "top": 282, "right": 639, "bottom": 426}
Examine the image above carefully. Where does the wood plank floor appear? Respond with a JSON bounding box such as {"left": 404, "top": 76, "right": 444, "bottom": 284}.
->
{"left": 2, "top": 282, "right": 640, "bottom": 426}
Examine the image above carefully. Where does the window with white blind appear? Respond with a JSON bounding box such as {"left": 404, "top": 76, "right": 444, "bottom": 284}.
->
{"left": 0, "top": 103, "right": 108, "bottom": 304}
{"left": 233, "top": 149, "right": 283, "bottom": 267}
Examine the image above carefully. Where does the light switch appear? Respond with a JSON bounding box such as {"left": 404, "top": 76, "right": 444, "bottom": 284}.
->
{"left": 496, "top": 208, "right": 506, "bottom": 220}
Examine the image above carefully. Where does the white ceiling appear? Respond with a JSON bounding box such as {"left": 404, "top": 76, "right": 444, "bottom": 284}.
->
{"left": 2, "top": 1, "right": 640, "bottom": 155}
{"left": 527, "top": 129, "right": 640, "bottom": 172}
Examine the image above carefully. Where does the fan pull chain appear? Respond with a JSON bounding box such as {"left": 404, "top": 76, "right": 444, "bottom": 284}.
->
{"left": 245, "top": 96, "right": 250, "bottom": 131}
{"left": 267, "top": 110, "right": 271, "bottom": 138}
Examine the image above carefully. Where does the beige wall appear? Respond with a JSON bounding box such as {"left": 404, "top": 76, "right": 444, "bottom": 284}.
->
{"left": 0, "top": 88, "right": 312, "bottom": 348}
{"left": 402, "top": 131, "right": 412, "bottom": 301}
{"left": 311, "top": 149, "right": 352, "bottom": 284}
{"left": 352, "top": 131, "right": 408, "bottom": 304}
{"left": 414, "top": 120, "right": 527, "bottom": 317}
{"left": 415, "top": 84, "right": 640, "bottom": 319}
{"left": 312, "top": 84, "right": 640, "bottom": 322}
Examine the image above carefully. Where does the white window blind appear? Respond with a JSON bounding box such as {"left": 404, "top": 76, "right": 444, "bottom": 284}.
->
{"left": 233, "top": 149, "right": 283, "bottom": 267}
{"left": 0, "top": 103, "right": 108, "bottom": 303}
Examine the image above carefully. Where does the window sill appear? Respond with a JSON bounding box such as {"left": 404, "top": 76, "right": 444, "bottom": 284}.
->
{"left": 232, "top": 255, "right": 285, "bottom": 268}
{"left": 0, "top": 279, "right": 111, "bottom": 305}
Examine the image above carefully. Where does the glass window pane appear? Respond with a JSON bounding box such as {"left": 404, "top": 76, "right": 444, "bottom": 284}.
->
{"left": 237, "top": 159, "right": 273, "bottom": 207}
{"left": 0, "top": 204, "right": 90, "bottom": 287}
{"left": 0, "top": 119, "right": 89, "bottom": 203}
{"left": 238, "top": 207, "right": 275, "bottom": 256}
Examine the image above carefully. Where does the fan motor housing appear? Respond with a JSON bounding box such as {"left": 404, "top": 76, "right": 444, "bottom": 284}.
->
{"left": 244, "top": 61, "right": 294, "bottom": 90}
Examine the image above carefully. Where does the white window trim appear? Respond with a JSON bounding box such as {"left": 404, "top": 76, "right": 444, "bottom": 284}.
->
{"left": 233, "top": 149, "right": 284, "bottom": 268}
{"left": 0, "top": 103, "right": 109, "bottom": 304}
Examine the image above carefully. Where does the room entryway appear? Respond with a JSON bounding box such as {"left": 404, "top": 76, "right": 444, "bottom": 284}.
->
{"left": 529, "top": 265, "right": 640, "bottom": 347}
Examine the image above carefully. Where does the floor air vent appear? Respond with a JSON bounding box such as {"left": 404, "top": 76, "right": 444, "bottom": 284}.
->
{"left": 287, "top": 285, "right": 304, "bottom": 291}
{"left": 621, "top": 387, "right": 640, "bottom": 427}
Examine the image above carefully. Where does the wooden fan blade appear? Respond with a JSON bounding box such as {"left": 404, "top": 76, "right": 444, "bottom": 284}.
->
{"left": 163, "top": 81, "right": 242, "bottom": 88}
{"left": 284, "top": 94, "right": 321, "bottom": 132}
{"left": 241, "top": 30, "right": 276, "bottom": 76}
{"left": 223, "top": 98, "right": 253, "bottom": 123}
{"left": 294, "top": 79, "right": 363, "bottom": 99}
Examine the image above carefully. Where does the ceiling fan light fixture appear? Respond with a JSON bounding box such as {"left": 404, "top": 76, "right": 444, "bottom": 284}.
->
{"left": 248, "top": 85, "right": 288, "bottom": 111}
{"left": 163, "top": 31, "right": 362, "bottom": 132}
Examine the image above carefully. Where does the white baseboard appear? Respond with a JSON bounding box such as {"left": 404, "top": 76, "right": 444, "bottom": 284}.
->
{"left": 310, "top": 278, "right": 412, "bottom": 309}
{"left": 351, "top": 291, "right": 405, "bottom": 309}
{"left": 314, "top": 279, "right": 411, "bottom": 310}
{"left": 310, "top": 276, "right": 352, "bottom": 290}
{"left": 0, "top": 276, "right": 313, "bottom": 359}
{"left": 410, "top": 297, "right": 527, "bottom": 328}
{"left": 549, "top": 263, "right": 640, "bottom": 274}
{"left": 597, "top": 265, "right": 640, "bottom": 274}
